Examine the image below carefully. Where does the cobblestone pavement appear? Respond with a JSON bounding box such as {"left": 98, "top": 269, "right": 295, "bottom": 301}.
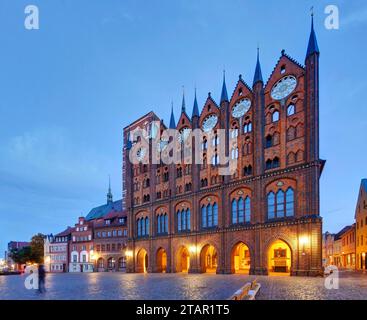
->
{"left": 0, "top": 270, "right": 366, "bottom": 300}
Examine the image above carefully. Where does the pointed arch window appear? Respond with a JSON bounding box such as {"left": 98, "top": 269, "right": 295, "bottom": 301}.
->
{"left": 202, "top": 203, "right": 218, "bottom": 229}
{"left": 231, "top": 147, "right": 239, "bottom": 160}
{"left": 268, "top": 188, "right": 295, "bottom": 220}
{"left": 245, "top": 197, "right": 251, "bottom": 222}
{"left": 137, "top": 217, "right": 149, "bottom": 237}
{"left": 231, "top": 199, "right": 237, "bottom": 224}
{"left": 213, "top": 203, "right": 218, "bottom": 226}
{"left": 207, "top": 204, "right": 213, "bottom": 227}
{"left": 231, "top": 127, "right": 239, "bottom": 139}
{"left": 286, "top": 188, "right": 295, "bottom": 217}
{"left": 231, "top": 196, "right": 251, "bottom": 224}
{"left": 145, "top": 217, "right": 149, "bottom": 236}
{"left": 276, "top": 190, "right": 285, "bottom": 218}
{"left": 177, "top": 209, "right": 190, "bottom": 232}
{"left": 177, "top": 210, "right": 181, "bottom": 232}
{"left": 201, "top": 205, "right": 207, "bottom": 228}
{"left": 186, "top": 209, "right": 191, "bottom": 230}
{"left": 267, "top": 192, "right": 275, "bottom": 220}
{"left": 272, "top": 111, "right": 280, "bottom": 122}
{"left": 244, "top": 122, "right": 252, "bottom": 134}
{"left": 182, "top": 209, "right": 187, "bottom": 231}
{"left": 238, "top": 197, "right": 244, "bottom": 223}
{"left": 157, "top": 215, "right": 161, "bottom": 234}
{"left": 287, "top": 104, "right": 295, "bottom": 116}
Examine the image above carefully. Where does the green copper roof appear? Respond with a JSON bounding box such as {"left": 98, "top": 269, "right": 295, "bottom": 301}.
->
{"left": 85, "top": 199, "right": 122, "bottom": 221}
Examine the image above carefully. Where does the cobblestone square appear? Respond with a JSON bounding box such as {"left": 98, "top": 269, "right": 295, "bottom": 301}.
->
{"left": 0, "top": 270, "right": 367, "bottom": 300}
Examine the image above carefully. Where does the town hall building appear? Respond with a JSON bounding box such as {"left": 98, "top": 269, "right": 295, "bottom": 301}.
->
{"left": 122, "top": 17, "right": 324, "bottom": 276}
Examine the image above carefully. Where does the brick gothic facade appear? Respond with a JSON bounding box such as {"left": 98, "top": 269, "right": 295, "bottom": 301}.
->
{"left": 122, "top": 18, "right": 324, "bottom": 276}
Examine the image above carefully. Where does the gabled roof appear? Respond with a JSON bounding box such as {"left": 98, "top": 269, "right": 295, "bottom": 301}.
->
{"left": 334, "top": 225, "right": 354, "bottom": 240}
{"left": 85, "top": 199, "right": 123, "bottom": 221}
{"left": 264, "top": 51, "right": 305, "bottom": 89}
{"left": 199, "top": 92, "right": 220, "bottom": 118}
{"left": 229, "top": 75, "right": 253, "bottom": 103}
{"left": 55, "top": 227, "right": 73, "bottom": 237}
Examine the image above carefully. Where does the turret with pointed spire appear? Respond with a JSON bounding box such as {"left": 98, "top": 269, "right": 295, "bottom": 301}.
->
{"left": 305, "top": 12, "right": 320, "bottom": 162}
{"left": 192, "top": 88, "right": 199, "bottom": 119}
{"left": 306, "top": 13, "right": 320, "bottom": 59}
{"left": 169, "top": 102, "right": 176, "bottom": 129}
{"left": 252, "top": 47, "right": 265, "bottom": 176}
{"left": 220, "top": 70, "right": 228, "bottom": 103}
{"left": 107, "top": 175, "right": 113, "bottom": 204}
{"left": 181, "top": 87, "right": 186, "bottom": 113}
{"left": 253, "top": 47, "right": 263, "bottom": 86}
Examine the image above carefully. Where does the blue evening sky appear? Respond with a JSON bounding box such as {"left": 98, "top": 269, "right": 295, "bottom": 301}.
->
{"left": 0, "top": 0, "right": 366, "bottom": 258}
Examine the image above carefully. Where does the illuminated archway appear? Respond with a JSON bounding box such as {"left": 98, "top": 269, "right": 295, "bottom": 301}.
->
{"left": 231, "top": 242, "right": 251, "bottom": 274}
{"left": 107, "top": 257, "right": 115, "bottom": 270}
{"left": 97, "top": 258, "right": 104, "bottom": 270}
{"left": 200, "top": 244, "right": 218, "bottom": 273}
{"left": 267, "top": 239, "right": 292, "bottom": 275}
{"left": 136, "top": 248, "right": 148, "bottom": 273}
{"left": 176, "top": 246, "right": 190, "bottom": 273}
{"left": 156, "top": 248, "right": 167, "bottom": 273}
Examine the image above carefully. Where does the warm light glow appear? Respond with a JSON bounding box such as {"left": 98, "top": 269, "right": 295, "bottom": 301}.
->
{"left": 125, "top": 250, "right": 133, "bottom": 258}
{"left": 189, "top": 245, "right": 197, "bottom": 254}
{"left": 90, "top": 250, "right": 96, "bottom": 261}
{"left": 363, "top": 253, "right": 366, "bottom": 258}
{"left": 299, "top": 235, "right": 310, "bottom": 246}
{"left": 44, "top": 256, "right": 51, "bottom": 264}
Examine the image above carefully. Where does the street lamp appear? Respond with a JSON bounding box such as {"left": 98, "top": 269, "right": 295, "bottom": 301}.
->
{"left": 299, "top": 235, "right": 310, "bottom": 256}
{"left": 125, "top": 250, "right": 133, "bottom": 258}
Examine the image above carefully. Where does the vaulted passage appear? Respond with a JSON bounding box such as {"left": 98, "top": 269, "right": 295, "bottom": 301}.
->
{"left": 156, "top": 248, "right": 167, "bottom": 273}
{"left": 200, "top": 245, "right": 218, "bottom": 273}
{"left": 231, "top": 242, "right": 251, "bottom": 274}
{"left": 268, "top": 240, "right": 292, "bottom": 275}
{"left": 137, "top": 248, "right": 148, "bottom": 273}
{"left": 176, "top": 246, "right": 190, "bottom": 273}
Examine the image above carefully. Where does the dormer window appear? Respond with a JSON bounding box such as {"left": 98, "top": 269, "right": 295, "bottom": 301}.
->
{"left": 105, "top": 220, "right": 111, "bottom": 225}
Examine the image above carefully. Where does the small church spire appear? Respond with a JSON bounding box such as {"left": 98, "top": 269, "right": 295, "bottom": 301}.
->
{"left": 169, "top": 102, "right": 176, "bottom": 129}
{"left": 306, "top": 11, "right": 320, "bottom": 58}
{"left": 181, "top": 86, "right": 186, "bottom": 113}
{"left": 220, "top": 70, "right": 229, "bottom": 103}
{"left": 192, "top": 87, "right": 199, "bottom": 118}
{"left": 253, "top": 47, "right": 263, "bottom": 86}
{"left": 107, "top": 175, "right": 113, "bottom": 204}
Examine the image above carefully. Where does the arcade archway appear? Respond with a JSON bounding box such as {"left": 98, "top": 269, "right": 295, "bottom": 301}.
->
{"left": 137, "top": 248, "right": 148, "bottom": 273}
{"left": 268, "top": 239, "right": 292, "bottom": 275}
{"left": 200, "top": 244, "right": 218, "bottom": 273}
{"left": 176, "top": 246, "right": 190, "bottom": 273}
{"left": 156, "top": 248, "right": 167, "bottom": 273}
{"left": 231, "top": 242, "right": 251, "bottom": 274}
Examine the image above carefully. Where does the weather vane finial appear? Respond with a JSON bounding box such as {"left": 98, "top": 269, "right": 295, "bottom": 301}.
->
{"left": 311, "top": 6, "right": 314, "bottom": 17}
